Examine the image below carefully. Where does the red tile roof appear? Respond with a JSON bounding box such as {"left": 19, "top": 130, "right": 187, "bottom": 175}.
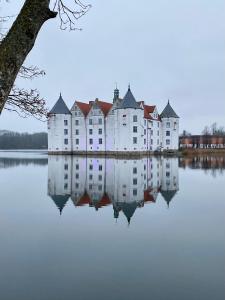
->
{"left": 144, "top": 190, "right": 156, "bottom": 203}
{"left": 76, "top": 101, "right": 91, "bottom": 117}
{"left": 96, "top": 100, "right": 113, "bottom": 117}
{"left": 97, "top": 193, "right": 111, "bottom": 208}
{"left": 144, "top": 104, "right": 156, "bottom": 119}
{"left": 76, "top": 191, "right": 91, "bottom": 206}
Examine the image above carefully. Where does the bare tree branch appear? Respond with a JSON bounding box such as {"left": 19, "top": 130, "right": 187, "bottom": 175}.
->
{"left": 19, "top": 65, "right": 46, "bottom": 80}
{"left": 53, "top": 0, "right": 91, "bottom": 30}
{"left": 6, "top": 87, "right": 48, "bottom": 121}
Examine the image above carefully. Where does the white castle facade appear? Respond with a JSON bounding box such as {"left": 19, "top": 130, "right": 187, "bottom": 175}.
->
{"left": 48, "top": 87, "right": 179, "bottom": 154}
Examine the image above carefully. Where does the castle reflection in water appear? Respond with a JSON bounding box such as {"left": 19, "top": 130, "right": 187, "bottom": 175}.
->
{"left": 48, "top": 156, "right": 179, "bottom": 223}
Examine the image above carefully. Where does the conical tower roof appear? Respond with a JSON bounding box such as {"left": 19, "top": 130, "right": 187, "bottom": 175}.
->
{"left": 118, "top": 86, "right": 141, "bottom": 109}
{"left": 51, "top": 195, "right": 70, "bottom": 215}
{"left": 121, "top": 202, "right": 138, "bottom": 224}
{"left": 160, "top": 190, "right": 177, "bottom": 207}
{"left": 49, "top": 94, "right": 71, "bottom": 115}
{"left": 160, "top": 100, "right": 179, "bottom": 118}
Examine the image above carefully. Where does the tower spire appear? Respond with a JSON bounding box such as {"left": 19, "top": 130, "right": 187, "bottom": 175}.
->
{"left": 113, "top": 83, "right": 120, "bottom": 103}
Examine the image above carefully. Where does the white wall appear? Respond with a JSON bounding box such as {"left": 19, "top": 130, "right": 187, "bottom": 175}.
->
{"left": 161, "top": 117, "right": 179, "bottom": 150}
{"left": 71, "top": 105, "right": 87, "bottom": 152}
{"left": 115, "top": 108, "right": 145, "bottom": 152}
{"left": 48, "top": 114, "right": 72, "bottom": 152}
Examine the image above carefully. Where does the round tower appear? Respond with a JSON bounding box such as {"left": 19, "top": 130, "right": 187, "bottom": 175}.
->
{"left": 160, "top": 100, "right": 179, "bottom": 150}
{"left": 48, "top": 93, "right": 72, "bottom": 154}
{"left": 115, "top": 86, "right": 145, "bottom": 152}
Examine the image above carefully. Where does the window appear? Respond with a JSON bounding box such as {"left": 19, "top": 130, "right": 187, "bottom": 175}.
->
{"left": 89, "top": 139, "right": 93, "bottom": 145}
{"left": 174, "top": 122, "right": 177, "bottom": 130}
{"left": 166, "top": 172, "right": 170, "bottom": 177}
{"left": 76, "top": 164, "right": 79, "bottom": 170}
{"left": 64, "top": 120, "right": 68, "bottom": 126}
{"left": 99, "top": 138, "right": 103, "bottom": 144}
{"left": 133, "top": 115, "right": 137, "bottom": 122}
{"left": 144, "top": 120, "right": 147, "bottom": 125}
{"left": 64, "top": 174, "right": 68, "bottom": 180}
{"left": 166, "top": 122, "right": 170, "bottom": 128}
{"left": 64, "top": 183, "right": 68, "bottom": 190}
{"left": 64, "top": 164, "right": 68, "bottom": 170}
{"left": 151, "top": 139, "right": 153, "bottom": 145}
{"left": 133, "top": 137, "right": 137, "bottom": 144}
{"left": 158, "top": 122, "right": 160, "bottom": 128}
{"left": 99, "top": 118, "right": 102, "bottom": 125}
{"left": 98, "top": 128, "right": 102, "bottom": 135}
{"left": 75, "top": 173, "right": 79, "bottom": 179}
{"left": 75, "top": 129, "right": 79, "bottom": 135}
{"left": 75, "top": 183, "right": 79, "bottom": 189}
{"left": 157, "top": 131, "right": 159, "bottom": 136}
{"left": 166, "top": 139, "right": 170, "bottom": 145}
{"left": 166, "top": 131, "right": 170, "bottom": 136}
{"left": 157, "top": 139, "right": 159, "bottom": 145}
{"left": 75, "top": 120, "right": 79, "bottom": 126}
{"left": 166, "top": 163, "right": 170, "bottom": 168}
{"left": 98, "top": 185, "right": 102, "bottom": 191}
{"left": 89, "top": 184, "right": 92, "bottom": 190}
{"left": 144, "top": 139, "right": 146, "bottom": 144}
{"left": 144, "top": 129, "right": 146, "bottom": 135}
{"left": 64, "top": 139, "right": 68, "bottom": 145}
{"left": 89, "top": 174, "right": 93, "bottom": 180}
{"left": 133, "top": 126, "right": 137, "bottom": 133}
{"left": 64, "top": 129, "right": 68, "bottom": 135}
{"left": 89, "top": 129, "right": 93, "bottom": 135}
{"left": 133, "top": 178, "right": 137, "bottom": 185}
{"left": 76, "top": 139, "right": 79, "bottom": 145}
{"left": 151, "top": 130, "right": 153, "bottom": 135}
{"left": 89, "top": 164, "right": 93, "bottom": 170}
{"left": 99, "top": 165, "right": 102, "bottom": 171}
{"left": 133, "top": 189, "right": 137, "bottom": 196}
{"left": 98, "top": 175, "right": 102, "bottom": 181}
{"left": 133, "top": 167, "right": 137, "bottom": 174}
{"left": 89, "top": 119, "right": 93, "bottom": 125}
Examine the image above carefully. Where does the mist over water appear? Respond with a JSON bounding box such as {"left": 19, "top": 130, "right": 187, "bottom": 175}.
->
{"left": 0, "top": 152, "right": 224, "bottom": 300}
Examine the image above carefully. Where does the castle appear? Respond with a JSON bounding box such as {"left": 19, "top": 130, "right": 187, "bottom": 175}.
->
{"left": 48, "top": 86, "right": 179, "bottom": 154}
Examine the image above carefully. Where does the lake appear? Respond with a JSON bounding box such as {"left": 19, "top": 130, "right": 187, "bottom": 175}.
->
{"left": 0, "top": 151, "right": 224, "bottom": 300}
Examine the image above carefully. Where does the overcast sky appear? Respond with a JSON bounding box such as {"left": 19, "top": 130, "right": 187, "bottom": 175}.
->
{"left": 0, "top": 0, "right": 225, "bottom": 133}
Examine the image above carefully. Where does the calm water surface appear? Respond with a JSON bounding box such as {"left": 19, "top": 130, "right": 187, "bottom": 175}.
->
{"left": 0, "top": 152, "right": 224, "bottom": 300}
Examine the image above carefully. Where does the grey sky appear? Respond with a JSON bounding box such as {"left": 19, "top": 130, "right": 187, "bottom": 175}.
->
{"left": 0, "top": 0, "right": 225, "bottom": 133}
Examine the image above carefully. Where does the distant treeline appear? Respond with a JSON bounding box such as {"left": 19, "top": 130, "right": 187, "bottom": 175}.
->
{"left": 0, "top": 131, "right": 47, "bottom": 149}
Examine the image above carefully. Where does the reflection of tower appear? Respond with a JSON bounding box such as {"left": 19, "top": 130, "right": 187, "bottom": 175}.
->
{"left": 112, "top": 159, "right": 145, "bottom": 223}
{"left": 48, "top": 155, "right": 72, "bottom": 214}
{"left": 161, "top": 157, "right": 179, "bottom": 207}
{"left": 71, "top": 157, "right": 87, "bottom": 206}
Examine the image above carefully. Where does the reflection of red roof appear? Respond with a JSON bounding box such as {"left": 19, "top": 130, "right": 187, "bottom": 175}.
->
{"left": 144, "top": 190, "right": 156, "bottom": 203}
{"left": 76, "top": 101, "right": 91, "bottom": 117}
{"left": 96, "top": 100, "right": 113, "bottom": 116}
{"left": 76, "top": 191, "right": 91, "bottom": 206}
{"left": 97, "top": 193, "right": 111, "bottom": 208}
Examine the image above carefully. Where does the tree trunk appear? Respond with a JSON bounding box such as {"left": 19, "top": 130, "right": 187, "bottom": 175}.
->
{"left": 0, "top": 0, "right": 57, "bottom": 113}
